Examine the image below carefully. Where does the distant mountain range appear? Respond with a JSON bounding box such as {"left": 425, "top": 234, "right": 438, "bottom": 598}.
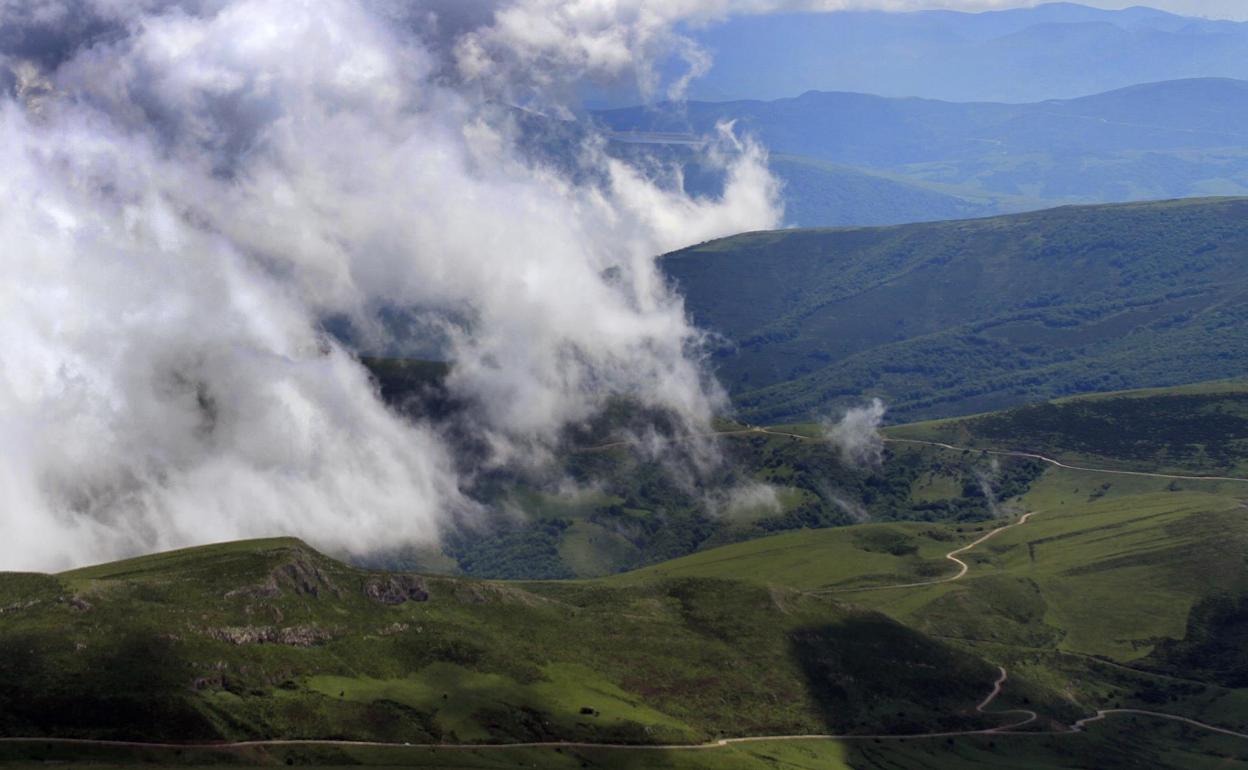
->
{"left": 612, "top": 2, "right": 1248, "bottom": 106}
{"left": 599, "top": 77, "right": 1248, "bottom": 227}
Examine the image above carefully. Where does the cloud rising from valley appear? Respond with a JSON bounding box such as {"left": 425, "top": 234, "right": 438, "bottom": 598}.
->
{"left": 0, "top": 0, "right": 795, "bottom": 570}
{"left": 825, "top": 398, "right": 887, "bottom": 469}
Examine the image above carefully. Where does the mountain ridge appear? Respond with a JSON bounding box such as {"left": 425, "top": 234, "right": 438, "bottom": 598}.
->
{"left": 600, "top": 76, "right": 1248, "bottom": 227}
{"left": 648, "top": 3, "right": 1248, "bottom": 106}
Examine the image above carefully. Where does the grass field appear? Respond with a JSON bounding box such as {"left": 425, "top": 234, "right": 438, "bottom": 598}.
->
{"left": 605, "top": 457, "right": 1248, "bottom": 732}
{"left": 612, "top": 522, "right": 961, "bottom": 591}
{"left": 8, "top": 456, "right": 1243, "bottom": 762}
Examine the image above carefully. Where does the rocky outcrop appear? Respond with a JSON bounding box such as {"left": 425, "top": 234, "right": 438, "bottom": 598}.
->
{"left": 225, "top": 556, "right": 343, "bottom": 600}
{"left": 0, "top": 599, "right": 42, "bottom": 615}
{"left": 274, "top": 558, "right": 342, "bottom": 598}
{"left": 204, "top": 624, "right": 331, "bottom": 647}
{"left": 363, "top": 575, "right": 429, "bottom": 605}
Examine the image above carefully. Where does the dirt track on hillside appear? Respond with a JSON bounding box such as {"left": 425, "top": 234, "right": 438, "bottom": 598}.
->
{"left": 815, "top": 510, "right": 1039, "bottom": 595}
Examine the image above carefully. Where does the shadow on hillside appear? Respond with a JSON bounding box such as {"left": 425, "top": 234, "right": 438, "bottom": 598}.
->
{"left": 789, "top": 615, "right": 994, "bottom": 736}
{"left": 0, "top": 630, "right": 215, "bottom": 741}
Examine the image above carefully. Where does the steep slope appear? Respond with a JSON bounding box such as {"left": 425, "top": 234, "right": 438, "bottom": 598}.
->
{"left": 662, "top": 197, "right": 1248, "bottom": 422}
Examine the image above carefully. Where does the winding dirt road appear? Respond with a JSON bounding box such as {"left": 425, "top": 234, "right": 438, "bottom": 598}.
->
{"left": 0, "top": 668, "right": 1034, "bottom": 753}
{"left": 819, "top": 511, "right": 1039, "bottom": 595}
{"left": 589, "top": 426, "right": 1248, "bottom": 484}
{"left": 6, "top": 699, "right": 1240, "bottom": 754}
{"left": 884, "top": 437, "right": 1248, "bottom": 484}
{"left": 1069, "top": 709, "right": 1248, "bottom": 740}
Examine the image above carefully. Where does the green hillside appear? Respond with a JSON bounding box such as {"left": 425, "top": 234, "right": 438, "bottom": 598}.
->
{"left": 7, "top": 384, "right": 1248, "bottom": 768}
{"left": 664, "top": 197, "right": 1248, "bottom": 422}
{"left": 591, "top": 460, "right": 1248, "bottom": 766}
{"left": 631, "top": 469, "right": 1248, "bottom": 669}
{"left": 889, "top": 379, "right": 1248, "bottom": 475}
{"left": 0, "top": 539, "right": 1010, "bottom": 745}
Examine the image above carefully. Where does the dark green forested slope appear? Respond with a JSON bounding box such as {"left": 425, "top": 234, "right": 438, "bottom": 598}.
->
{"left": 664, "top": 197, "right": 1248, "bottom": 423}
{"left": 889, "top": 379, "right": 1248, "bottom": 475}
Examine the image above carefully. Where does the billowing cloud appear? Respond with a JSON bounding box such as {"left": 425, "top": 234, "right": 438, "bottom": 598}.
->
{"left": 824, "top": 398, "right": 887, "bottom": 469}
{"left": 0, "top": 0, "right": 784, "bottom": 570}
{"left": 5, "top": 0, "right": 1103, "bottom": 571}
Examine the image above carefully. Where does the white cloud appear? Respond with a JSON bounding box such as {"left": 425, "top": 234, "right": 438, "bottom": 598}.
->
{"left": 0, "top": 0, "right": 782, "bottom": 570}
{"left": 824, "top": 398, "right": 887, "bottom": 469}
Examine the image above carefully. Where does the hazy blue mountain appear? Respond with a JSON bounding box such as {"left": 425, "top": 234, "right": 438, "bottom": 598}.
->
{"left": 631, "top": 3, "right": 1248, "bottom": 106}
{"left": 600, "top": 78, "right": 1248, "bottom": 226}
{"left": 765, "top": 155, "right": 1015, "bottom": 227}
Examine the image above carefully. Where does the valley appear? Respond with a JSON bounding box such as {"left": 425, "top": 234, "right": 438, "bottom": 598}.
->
{"left": 5, "top": 381, "right": 1248, "bottom": 769}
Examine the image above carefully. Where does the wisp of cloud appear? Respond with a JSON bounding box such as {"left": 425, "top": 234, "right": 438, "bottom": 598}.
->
{"left": 824, "top": 398, "right": 887, "bottom": 469}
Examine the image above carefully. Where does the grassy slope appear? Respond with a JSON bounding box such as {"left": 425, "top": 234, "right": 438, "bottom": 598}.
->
{"left": 600, "top": 465, "right": 1248, "bottom": 727}
{"left": 6, "top": 511, "right": 1248, "bottom": 769}
{"left": 662, "top": 197, "right": 1248, "bottom": 423}
{"left": 0, "top": 539, "right": 1007, "bottom": 745}
{"left": 600, "top": 384, "right": 1248, "bottom": 741}
{"left": 613, "top": 522, "right": 960, "bottom": 591}
{"left": 6, "top": 478, "right": 1247, "bottom": 768}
